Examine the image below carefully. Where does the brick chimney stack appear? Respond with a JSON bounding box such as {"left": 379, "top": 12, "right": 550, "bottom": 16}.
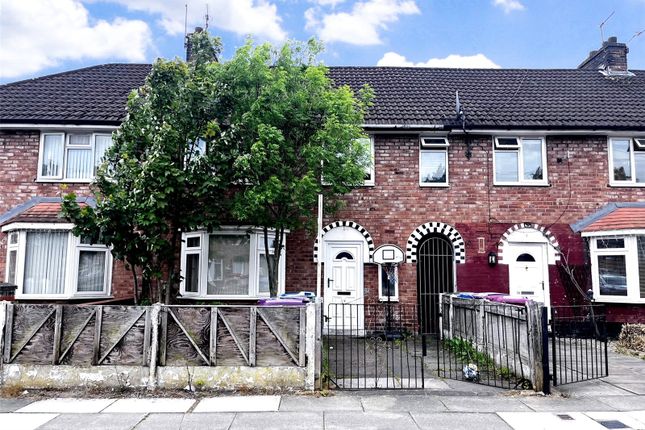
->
{"left": 578, "top": 36, "right": 629, "bottom": 73}
{"left": 185, "top": 26, "right": 204, "bottom": 62}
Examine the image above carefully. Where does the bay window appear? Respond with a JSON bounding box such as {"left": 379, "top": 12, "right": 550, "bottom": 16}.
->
{"left": 3, "top": 225, "right": 112, "bottom": 298}
{"left": 609, "top": 137, "right": 645, "bottom": 186}
{"left": 587, "top": 234, "right": 645, "bottom": 303}
{"left": 493, "top": 137, "right": 547, "bottom": 185}
{"left": 38, "top": 132, "right": 113, "bottom": 181}
{"left": 180, "top": 227, "right": 286, "bottom": 299}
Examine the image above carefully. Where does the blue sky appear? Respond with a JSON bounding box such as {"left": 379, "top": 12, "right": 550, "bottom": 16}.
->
{"left": 1, "top": 0, "right": 645, "bottom": 83}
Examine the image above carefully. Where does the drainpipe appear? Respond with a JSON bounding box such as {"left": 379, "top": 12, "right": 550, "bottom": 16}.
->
{"left": 316, "top": 194, "right": 323, "bottom": 299}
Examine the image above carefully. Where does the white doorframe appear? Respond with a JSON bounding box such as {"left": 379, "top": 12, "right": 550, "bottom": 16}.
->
{"left": 324, "top": 240, "right": 364, "bottom": 331}
{"left": 507, "top": 242, "right": 551, "bottom": 309}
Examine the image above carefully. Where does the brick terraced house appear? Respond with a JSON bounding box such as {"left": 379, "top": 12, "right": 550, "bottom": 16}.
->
{"left": 0, "top": 37, "right": 644, "bottom": 331}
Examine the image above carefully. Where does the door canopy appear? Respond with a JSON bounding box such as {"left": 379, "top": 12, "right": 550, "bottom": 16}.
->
{"left": 498, "top": 222, "right": 560, "bottom": 265}
{"left": 406, "top": 222, "right": 465, "bottom": 264}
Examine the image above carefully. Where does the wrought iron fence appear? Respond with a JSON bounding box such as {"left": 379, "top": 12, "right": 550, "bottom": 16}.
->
{"left": 550, "top": 304, "right": 608, "bottom": 386}
{"left": 323, "top": 303, "right": 425, "bottom": 390}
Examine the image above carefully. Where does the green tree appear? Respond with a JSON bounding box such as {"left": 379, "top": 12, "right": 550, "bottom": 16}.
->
{"left": 63, "top": 31, "right": 232, "bottom": 304}
{"left": 220, "top": 39, "right": 373, "bottom": 296}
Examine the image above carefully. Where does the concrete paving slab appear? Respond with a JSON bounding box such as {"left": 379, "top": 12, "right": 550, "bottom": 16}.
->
{"left": 596, "top": 396, "right": 645, "bottom": 411}
{"left": 585, "top": 411, "right": 645, "bottom": 430}
{"left": 553, "top": 380, "right": 633, "bottom": 397}
{"left": 441, "top": 379, "right": 507, "bottom": 394}
{"left": 0, "top": 398, "right": 34, "bottom": 412}
{"left": 102, "top": 398, "right": 195, "bottom": 413}
{"left": 231, "top": 412, "right": 323, "bottom": 430}
{"left": 0, "top": 413, "right": 58, "bottom": 430}
{"left": 628, "top": 412, "right": 645, "bottom": 426}
{"left": 440, "top": 396, "right": 532, "bottom": 412}
{"left": 193, "top": 395, "right": 280, "bottom": 412}
{"left": 498, "top": 412, "right": 606, "bottom": 430}
{"left": 324, "top": 411, "right": 419, "bottom": 430}
{"left": 177, "top": 413, "right": 236, "bottom": 430}
{"left": 360, "top": 395, "right": 446, "bottom": 412}
{"left": 520, "top": 396, "right": 616, "bottom": 412}
{"left": 412, "top": 412, "right": 512, "bottom": 430}
{"left": 16, "top": 398, "right": 116, "bottom": 414}
{"left": 279, "top": 395, "right": 362, "bottom": 412}
{"left": 130, "top": 413, "right": 184, "bottom": 429}
{"left": 37, "top": 413, "right": 144, "bottom": 430}
{"left": 613, "top": 384, "right": 645, "bottom": 395}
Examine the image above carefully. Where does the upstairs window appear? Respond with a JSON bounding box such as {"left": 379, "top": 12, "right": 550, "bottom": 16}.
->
{"left": 419, "top": 136, "right": 449, "bottom": 186}
{"left": 609, "top": 137, "right": 645, "bottom": 186}
{"left": 493, "top": 137, "right": 547, "bottom": 186}
{"left": 357, "top": 136, "right": 375, "bottom": 186}
{"left": 38, "top": 132, "right": 113, "bottom": 181}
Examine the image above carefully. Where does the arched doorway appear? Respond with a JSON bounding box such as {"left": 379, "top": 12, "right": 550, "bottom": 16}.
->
{"left": 417, "top": 234, "right": 455, "bottom": 334}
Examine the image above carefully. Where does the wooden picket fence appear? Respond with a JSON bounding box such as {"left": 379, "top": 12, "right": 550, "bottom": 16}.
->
{"left": 2, "top": 303, "right": 306, "bottom": 368}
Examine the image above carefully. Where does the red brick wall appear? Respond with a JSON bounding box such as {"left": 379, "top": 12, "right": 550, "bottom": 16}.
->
{"left": 285, "top": 134, "right": 645, "bottom": 323}
{"left": 0, "top": 130, "right": 132, "bottom": 299}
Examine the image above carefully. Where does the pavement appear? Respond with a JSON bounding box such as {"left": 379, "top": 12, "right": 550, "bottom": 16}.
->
{"left": 1, "top": 350, "right": 644, "bottom": 430}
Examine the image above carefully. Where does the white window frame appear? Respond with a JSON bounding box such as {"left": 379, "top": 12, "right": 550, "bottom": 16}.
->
{"left": 608, "top": 137, "right": 645, "bottom": 187}
{"left": 492, "top": 136, "right": 548, "bottom": 186}
{"left": 585, "top": 232, "right": 645, "bottom": 304}
{"left": 37, "top": 131, "right": 114, "bottom": 183}
{"left": 419, "top": 136, "right": 449, "bottom": 187}
{"left": 179, "top": 227, "right": 286, "bottom": 299}
{"left": 360, "top": 136, "right": 375, "bottom": 186}
{"left": 2, "top": 223, "right": 113, "bottom": 300}
{"left": 378, "top": 265, "right": 399, "bottom": 302}
{"left": 6, "top": 232, "right": 19, "bottom": 285}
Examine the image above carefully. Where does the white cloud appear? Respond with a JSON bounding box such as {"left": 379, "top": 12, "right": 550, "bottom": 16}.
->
{"left": 313, "top": 0, "right": 346, "bottom": 6}
{"left": 377, "top": 52, "right": 501, "bottom": 68}
{"left": 305, "top": 0, "right": 420, "bottom": 45}
{"left": 101, "top": 0, "right": 287, "bottom": 41}
{"left": 492, "top": 0, "right": 525, "bottom": 14}
{"left": 0, "top": 0, "right": 152, "bottom": 79}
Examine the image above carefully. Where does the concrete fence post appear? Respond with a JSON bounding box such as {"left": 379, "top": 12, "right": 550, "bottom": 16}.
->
{"left": 147, "top": 303, "right": 161, "bottom": 390}
{"left": 525, "top": 301, "right": 544, "bottom": 392}
{"left": 305, "top": 302, "right": 317, "bottom": 391}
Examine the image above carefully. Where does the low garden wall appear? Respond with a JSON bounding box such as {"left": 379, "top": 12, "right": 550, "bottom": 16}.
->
{"left": 0, "top": 301, "right": 321, "bottom": 391}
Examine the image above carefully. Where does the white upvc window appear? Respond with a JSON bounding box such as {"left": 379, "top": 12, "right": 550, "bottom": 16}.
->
{"left": 419, "top": 136, "right": 449, "bottom": 187}
{"left": 38, "top": 132, "right": 113, "bottom": 182}
{"left": 180, "top": 227, "right": 286, "bottom": 299}
{"left": 358, "top": 136, "right": 375, "bottom": 186}
{"left": 587, "top": 234, "right": 645, "bottom": 303}
{"left": 378, "top": 265, "right": 399, "bottom": 302}
{"left": 493, "top": 136, "right": 548, "bottom": 186}
{"left": 608, "top": 137, "right": 645, "bottom": 186}
{"left": 2, "top": 224, "right": 112, "bottom": 299}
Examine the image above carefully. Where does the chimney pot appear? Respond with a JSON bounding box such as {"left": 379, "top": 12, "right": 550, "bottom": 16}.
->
{"left": 607, "top": 36, "right": 618, "bottom": 43}
{"left": 194, "top": 26, "right": 203, "bottom": 33}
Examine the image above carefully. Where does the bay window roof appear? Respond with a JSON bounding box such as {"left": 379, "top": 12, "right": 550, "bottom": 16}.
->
{"left": 571, "top": 202, "right": 645, "bottom": 234}
{"left": 0, "top": 197, "right": 94, "bottom": 227}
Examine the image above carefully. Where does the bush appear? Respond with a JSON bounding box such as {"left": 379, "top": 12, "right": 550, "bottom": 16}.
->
{"left": 618, "top": 324, "right": 645, "bottom": 352}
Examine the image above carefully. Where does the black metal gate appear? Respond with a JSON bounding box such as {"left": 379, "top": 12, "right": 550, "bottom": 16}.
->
{"left": 549, "top": 305, "right": 608, "bottom": 386}
{"left": 418, "top": 235, "right": 455, "bottom": 334}
{"left": 323, "top": 303, "right": 426, "bottom": 390}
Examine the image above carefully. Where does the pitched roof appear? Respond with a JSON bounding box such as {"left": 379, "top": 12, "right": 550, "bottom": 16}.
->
{"left": 0, "top": 64, "right": 152, "bottom": 125}
{"left": 1, "top": 63, "right": 645, "bottom": 130}
{"left": 0, "top": 197, "right": 95, "bottom": 227}
{"left": 571, "top": 202, "right": 645, "bottom": 233}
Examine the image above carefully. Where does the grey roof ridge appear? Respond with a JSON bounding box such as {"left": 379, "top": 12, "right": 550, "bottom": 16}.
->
{"left": 0, "top": 63, "right": 151, "bottom": 88}
{"left": 570, "top": 201, "right": 645, "bottom": 233}
{"left": 0, "top": 196, "right": 96, "bottom": 226}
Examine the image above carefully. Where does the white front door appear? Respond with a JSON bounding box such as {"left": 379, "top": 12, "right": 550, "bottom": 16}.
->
{"left": 324, "top": 242, "right": 364, "bottom": 331}
{"left": 508, "top": 243, "right": 550, "bottom": 307}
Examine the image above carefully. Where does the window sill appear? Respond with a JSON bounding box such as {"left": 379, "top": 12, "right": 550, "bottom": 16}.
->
{"left": 608, "top": 182, "right": 645, "bottom": 188}
{"left": 593, "top": 297, "right": 645, "bottom": 304}
{"left": 493, "top": 182, "right": 550, "bottom": 187}
{"left": 178, "top": 295, "right": 271, "bottom": 301}
{"left": 378, "top": 298, "right": 399, "bottom": 302}
{"left": 419, "top": 183, "right": 449, "bottom": 188}
{"left": 36, "top": 178, "right": 94, "bottom": 184}
{"left": 16, "top": 293, "right": 111, "bottom": 300}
